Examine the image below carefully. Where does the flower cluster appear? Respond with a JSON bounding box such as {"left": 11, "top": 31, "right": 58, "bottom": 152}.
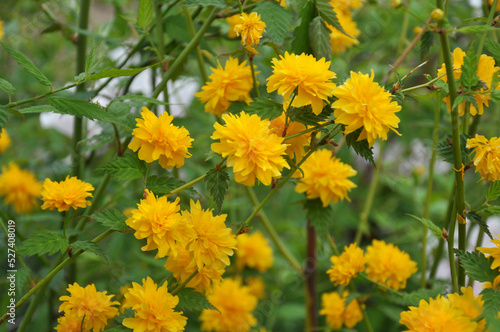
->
{"left": 211, "top": 112, "right": 289, "bottom": 186}
{"left": 269, "top": 113, "right": 310, "bottom": 162}
{"left": 236, "top": 231, "right": 274, "bottom": 272}
{"left": 320, "top": 291, "right": 363, "bottom": 329}
{"left": 400, "top": 287, "right": 485, "bottom": 331}
{"left": 0, "top": 128, "right": 10, "bottom": 152}
{"left": 195, "top": 58, "right": 254, "bottom": 115}
{"left": 326, "top": 1, "right": 362, "bottom": 54}
{"left": 466, "top": 134, "right": 500, "bottom": 181}
{"left": 234, "top": 12, "right": 266, "bottom": 53}
{"left": 56, "top": 283, "right": 119, "bottom": 332}
{"left": 267, "top": 52, "right": 337, "bottom": 115}
{"left": 327, "top": 243, "right": 366, "bottom": 286}
{"left": 129, "top": 107, "right": 193, "bottom": 169}
{"left": 437, "top": 47, "right": 500, "bottom": 116}
{"left": 295, "top": 148, "right": 357, "bottom": 207}
{"left": 0, "top": 162, "right": 42, "bottom": 214}
{"left": 122, "top": 277, "right": 187, "bottom": 332}
{"left": 333, "top": 70, "right": 402, "bottom": 147}
{"left": 41, "top": 175, "right": 94, "bottom": 212}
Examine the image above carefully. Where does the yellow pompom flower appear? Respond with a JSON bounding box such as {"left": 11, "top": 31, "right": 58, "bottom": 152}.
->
{"left": 165, "top": 244, "right": 224, "bottom": 294}
{"left": 320, "top": 291, "right": 363, "bottom": 329}
{"left": 267, "top": 52, "right": 337, "bottom": 116}
{"left": 200, "top": 278, "right": 258, "bottom": 332}
{"left": 295, "top": 149, "right": 357, "bottom": 207}
{"left": 400, "top": 296, "right": 478, "bottom": 332}
{"left": 128, "top": 107, "right": 193, "bottom": 169}
{"left": 41, "top": 176, "right": 94, "bottom": 212}
{"left": 448, "top": 287, "right": 486, "bottom": 332}
{"left": 327, "top": 243, "right": 366, "bottom": 286}
{"left": 0, "top": 162, "right": 42, "bottom": 214}
{"left": 55, "top": 312, "right": 89, "bottom": 332}
{"left": 236, "top": 231, "right": 274, "bottom": 272}
{"left": 226, "top": 14, "right": 240, "bottom": 38}
{"left": 437, "top": 48, "right": 500, "bottom": 116}
{"left": 269, "top": 113, "right": 310, "bottom": 161}
{"left": 333, "top": 70, "right": 401, "bottom": 147}
{"left": 195, "top": 58, "right": 254, "bottom": 115}
{"left": 245, "top": 276, "right": 266, "bottom": 300}
{"left": 58, "top": 283, "right": 119, "bottom": 332}
{"left": 211, "top": 112, "right": 289, "bottom": 186}
{"left": 327, "top": 10, "right": 360, "bottom": 55}
{"left": 466, "top": 135, "right": 500, "bottom": 181}
{"left": 182, "top": 199, "right": 237, "bottom": 270}
{"left": 365, "top": 239, "right": 417, "bottom": 290}
{"left": 125, "top": 190, "right": 192, "bottom": 258}
{"left": 122, "top": 277, "right": 187, "bottom": 332}
{"left": 234, "top": 12, "right": 266, "bottom": 52}
{"left": 0, "top": 20, "right": 4, "bottom": 42}
{"left": 477, "top": 234, "right": 500, "bottom": 270}
{"left": 0, "top": 128, "right": 11, "bottom": 152}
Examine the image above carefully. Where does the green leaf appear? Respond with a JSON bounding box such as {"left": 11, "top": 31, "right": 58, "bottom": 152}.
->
{"left": 182, "top": 0, "right": 226, "bottom": 7}
{"left": 461, "top": 47, "right": 480, "bottom": 88}
{"left": 110, "top": 94, "right": 170, "bottom": 106}
{"left": 304, "top": 198, "right": 333, "bottom": 234}
{"left": 175, "top": 288, "right": 217, "bottom": 312}
{"left": 345, "top": 127, "right": 375, "bottom": 166}
{"left": 485, "top": 39, "right": 500, "bottom": 63}
{"left": 0, "top": 106, "right": 9, "bottom": 130}
{"left": 102, "top": 327, "right": 131, "bottom": 332}
{"left": 454, "top": 249, "right": 499, "bottom": 283}
{"left": 467, "top": 211, "right": 493, "bottom": 240}
{"left": 98, "top": 153, "right": 146, "bottom": 181}
{"left": 291, "top": 0, "right": 315, "bottom": 54}
{"left": 115, "top": 308, "right": 134, "bottom": 324}
{"left": 481, "top": 288, "right": 500, "bottom": 331}
{"left": 85, "top": 67, "right": 150, "bottom": 81}
{"left": 487, "top": 181, "right": 500, "bottom": 202}
{"left": 17, "top": 105, "right": 59, "bottom": 114}
{"left": 420, "top": 30, "right": 434, "bottom": 61}
{"left": 407, "top": 214, "right": 445, "bottom": 240}
{"left": 0, "top": 78, "right": 16, "bottom": 95}
{"left": 289, "top": 104, "right": 332, "bottom": 126}
{"left": 137, "top": 0, "right": 153, "bottom": 28}
{"left": 71, "top": 241, "right": 107, "bottom": 261}
{"left": 146, "top": 175, "right": 198, "bottom": 197}
{"left": 254, "top": 1, "right": 293, "bottom": 45}
{"left": 435, "top": 134, "right": 472, "bottom": 165}
{"left": 244, "top": 98, "right": 283, "bottom": 120}
{"left": 401, "top": 288, "right": 446, "bottom": 306}
{"left": 1, "top": 43, "right": 52, "bottom": 87}
{"left": 18, "top": 231, "right": 68, "bottom": 257}
{"left": 85, "top": 41, "right": 96, "bottom": 75}
{"left": 92, "top": 209, "right": 129, "bottom": 232}
{"left": 205, "top": 168, "right": 230, "bottom": 214}
{"left": 482, "top": 205, "right": 500, "bottom": 217}
{"left": 316, "top": 0, "right": 351, "bottom": 38}
{"left": 459, "top": 25, "right": 498, "bottom": 34}
{"left": 309, "top": 16, "right": 332, "bottom": 61}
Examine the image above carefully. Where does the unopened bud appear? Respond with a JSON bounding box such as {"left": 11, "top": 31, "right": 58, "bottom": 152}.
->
{"left": 442, "top": 228, "right": 448, "bottom": 241}
{"left": 431, "top": 8, "right": 444, "bottom": 21}
{"left": 390, "top": 0, "right": 401, "bottom": 8}
{"left": 413, "top": 26, "right": 423, "bottom": 35}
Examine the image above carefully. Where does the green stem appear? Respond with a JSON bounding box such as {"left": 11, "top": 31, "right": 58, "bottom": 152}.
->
{"left": 171, "top": 270, "right": 198, "bottom": 295}
{"left": 358, "top": 274, "right": 404, "bottom": 297}
{"left": 249, "top": 53, "right": 260, "bottom": 98}
{"left": 400, "top": 72, "right": 447, "bottom": 93}
{"left": 75, "top": 173, "right": 111, "bottom": 232}
{"left": 168, "top": 174, "right": 207, "bottom": 197}
{"left": 447, "top": 201, "right": 459, "bottom": 292}
{"left": 283, "top": 121, "right": 335, "bottom": 141}
{"left": 4, "top": 82, "right": 80, "bottom": 108}
{"left": 244, "top": 187, "right": 303, "bottom": 274}
{"left": 182, "top": 6, "right": 208, "bottom": 84}
{"left": 477, "top": 0, "right": 499, "bottom": 57}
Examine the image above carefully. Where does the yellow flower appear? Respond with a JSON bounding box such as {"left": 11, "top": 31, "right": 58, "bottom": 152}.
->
{"left": 236, "top": 231, "right": 274, "bottom": 272}
{"left": 344, "top": 294, "right": 364, "bottom": 329}
{"left": 489, "top": 0, "right": 500, "bottom": 11}
{"left": 0, "top": 20, "right": 4, "bottom": 42}
{"left": 128, "top": 106, "right": 193, "bottom": 169}
{"left": 484, "top": 274, "right": 500, "bottom": 290}
{"left": 400, "top": 296, "right": 478, "bottom": 332}
{"left": 165, "top": 243, "right": 224, "bottom": 294}
{"left": 295, "top": 149, "right": 357, "bottom": 207}
{"left": 234, "top": 12, "right": 266, "bottom": 52}
{"left": 269, "top": 113, "right": 310, "bottom": 161}
{"left": 200, "top": 278, "right": 258, "bottom": 332}
{"left": 122, "top": 277, "right": 187, "bottom": 332}
{"left": 319, "top": 291, "right": 363, "bottom": 329}
{"left": 333, "top": 70, "right": 401, "bottom": 147}
{"left": 226, "top": 14, "right": 240, "bottom": 38}
{"left": 41, "top": 175, "right": 94, "bottom": 212}
{"left": 437, "top": 48, "right": 500, "bottom": 116}
{"left": 245, "top": 276, "right": 266, "bottom": 300}
{"left": 448, "top": 287, "right": 486, "bottom": 332}
{"left": 466, "top": 135, "right": 500, "bottom": 181}
{"left": 0, "top": 128, "right": 11, "bottom": 152}
{"left": 327, "top": 243, "right": 366, "bottom": 286}
{"left": 125, "top": 190, "right": 191, "bottom": 258}
{"left": 182, "top": 199, "right": 237, "bottom": 270}
{"left": 54, "top": 312, "right": 89, "bottom": 332}
{"left": 58, "top": 283, "right": 119, "bottom": 332}
{"left": 365, "top": 239, "right": 417, "bottom": 290}
{"left": 329, "top": 0, "right": 364, "bottom": 13}
{"left": 195, "top": 58, "right": 254, "bottom": 115}
{"left": 477, "top": 235, "right": 500, "bottom": 270}
{"left": 0, "top": 162, "right": 42, "bottom": 214}
{"left": 266, "top": 52, "right": 337, "bottom": 116}
{"left": 211, "top": 112, "right": 289, "bottom": 186}
{"left": 326, "top": 10, "right": 360, "bottom": 55}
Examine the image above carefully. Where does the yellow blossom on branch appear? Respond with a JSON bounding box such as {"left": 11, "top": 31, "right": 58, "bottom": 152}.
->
{"left": 477, "top": 235, "right": 500, "bottom": 270}
{"left": 234, "top": 12, "right": 266, "bottom": 53}
{"left": 326, "top": 10, "right": 360, "bottom": 55}
{"left": 447, "top": 287, "right": 487, "bottom": 332}
{"left": 0, "top": 162, "right": 42, "bottom": 214}
{"left": 266, "top": 52, "right": 337, "bottom": 115}
{"left": 54, "top": 312, "right": 89, "bottom": 332}
{"left": 41, "top": 175, "right": 93, "bottom": 212}
{"left": 236, "top": 231, "right": 274, "bottom": 272}
{"left": 329, "top": 0, "right": 364, "bottom": 14}
{"left": 319, "top": 291, "right": 363, "bottom": 329}
{"left": 0, "top": 128, "right": 11, "bottom": 152}
{"left": 269, "top": 112, "right": 310, "bottom": 161}
{"left": 466, "top": 134, "right": 500, "bottom": 181}
{"left": 327, "top": 243, "right": 366, "bottom": 286}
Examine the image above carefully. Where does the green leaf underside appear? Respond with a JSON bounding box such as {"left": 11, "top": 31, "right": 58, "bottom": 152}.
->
{"left": 244, "top": 97, "right": 283, "bottom": 120}
{"left": 309, "top": 16, "right": 332, "bottom": 62}
{"left": 0, "top": 78, "right": 16, "bottom": 95}
{"left": 146, "top": 175, "right": 198, "bottom": 197}
{"left": 461, "top": 47, "right": 479, "bottom": 88}
{"left": 289, "top": 104, "right": 331, "bottom": 126}
{"left": 92, "top": 209, "right": 129, "bottom": 232}
{"left": 98, "top": 153, "right": 147, "bottom": 181}
{"left": 71, "top": 241, "right": 107, "bottom": 261}
{"left": 254, "top": 1, "right": 293, "bottom": 45}
{"left": 487, "top": 181, "right": 500, "bottom": 202}
{"left": 175, "top": 288, "right": 217, "bottom": 312}
{"left": 304, "top": 198, "right": 333, "bottom": 234}
{"left": 181, "top": 0, "right": 226, "bottom": 8}
{"left": 435, "top": 134, "right": 472, "bottom": 165}
{"left": 420, "top": 30, "right": 434, "bottom": 61}
{"left": 315, "top": 0, "right": 351, "bottom": 38}
{"left": 205, "top": 168, "right": 230, "bottom": 214}
{"left": 291, "top": 0, "right": 315, "bottom": 55}
{"left": 466, "top": 211, "right": 493, "bottom": 240}
{"left": 345, "top": 127, "right": 375, "bottom": 166}
{"left": 85, "top": 67, "right": 150, "bottom": 81}
{"left": 407, "top": 214, "right": 444, "bottom": 240}
{"left": 137, "top": 0, "right": 153, "bottom": 28}
{"left": 454, "top": 249, "right": 499, "bottom": 283}
{"left": 2, "top": 43, "right": 52, "bottom": 87}
{"left": 18, "top": 231, "right": 68, "bottom": 257}
{"left": 481, "top": 288, "right": 500, "bottom": 330}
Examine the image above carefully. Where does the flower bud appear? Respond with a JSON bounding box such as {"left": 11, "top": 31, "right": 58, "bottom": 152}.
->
{"left": 413, "top": 26, "right": 423, "bottom": 35}
{"left": 390, "top": 0, "right": 401, "bottom": 8}
{"left": 431, "top": 8, "right": 444, "bottom": 21}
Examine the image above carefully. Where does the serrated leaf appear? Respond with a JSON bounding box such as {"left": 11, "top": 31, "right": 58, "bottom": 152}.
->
{"left": 291, "top": 0, "right": 315, "bottom": 54}
{"left": 182, "top": 0, "right": 226, "bottom": 7}
{"left": 454, "top": 249, "right": 499, "bottom": 283}
{"left": 461, "top": 47, "right": 480, "bottom": 88}
{"left": 110, "top": 94, "right": 170, "bottom": 106}
{"left": 85, "top": 67, "right": 149, "bottom": 81}
{"left": 254, "top": 1, "right": 292, "bottom": 45}
{"left": 420, "top": 30, "right": 434, "bottom": 61}
{"left": 492, "top": 90, "right": 500, "bottom": 104}
{"left": 146, "top": 175, "right": 198, "bottom": 197}
{"left": 99, "top": 154, "right": 146, "bottom": 181}
{"left": 244, "top": 98, "right": 283, "bottom": 120}
{"left": 481, "top": 288, "right": 500, "bottom": 331}
{"left": 0, "top": 78, "right": 16, "bottom": 95}
{"left": 482, "top": 206, "right": 500, "bottom": 217}
{"left": 345, "top": 127, "right": 375, "bottom": 166}
{"left": 85, "top": 41, "right": 95, "bottom": 75}
{"left": 16, "top": 267, "right": 31, "bottom": 294}
{"left": 114, "top": 308, "right": 134, "bottom": 324}
{"left": 2, "top": 43, "right": 52, "bottom": 87}
{"left": 459, "top": 25, "right": 498, "bottom": 34}
{"left": 435, "top": 134, "right": 472, "bottom": 165}
{"left": 408, "top": 214, "right": 445, "bottom": 240}
{"left": 18, "top": 231, "right": 68, "bottom": 257}
{"left": 316, "top": 0, "right": 351, "bottom": 38}
{"left": 487, "top": 181, "right": 500, "bottom": 202}
{"left": 467, "top": 211, "right": 493, "bottom": 240}
{"left": 401, "top": 288, "right": 446, "bottom": 306}
{"left": 92, "top": 209, "right": 129, "bottom": 232}
{"left": 309, "top": 16, "right": 332, "bottom": 61}
{"left": 17, "top": 105, "right": 60, "bottom": 114}
{"left": 137, "top": 0, "right": 153, "bottom": 28}
{"left": 71, "top": 241, "right": 107, "bottom": 261}
{"left": 485, "top": 39, "right": 500, "bottom": 63}
{"left": 175, "top": 288, "right": 217, "bottom": 312}
{"left": 205, "top": 168, "right": 229, "bottom": 214}
{"left": 304, "top": 198, "right": 333, "bottom": 234}
{"left": 289, "top": 104, "right": 332, "bottom": 126}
